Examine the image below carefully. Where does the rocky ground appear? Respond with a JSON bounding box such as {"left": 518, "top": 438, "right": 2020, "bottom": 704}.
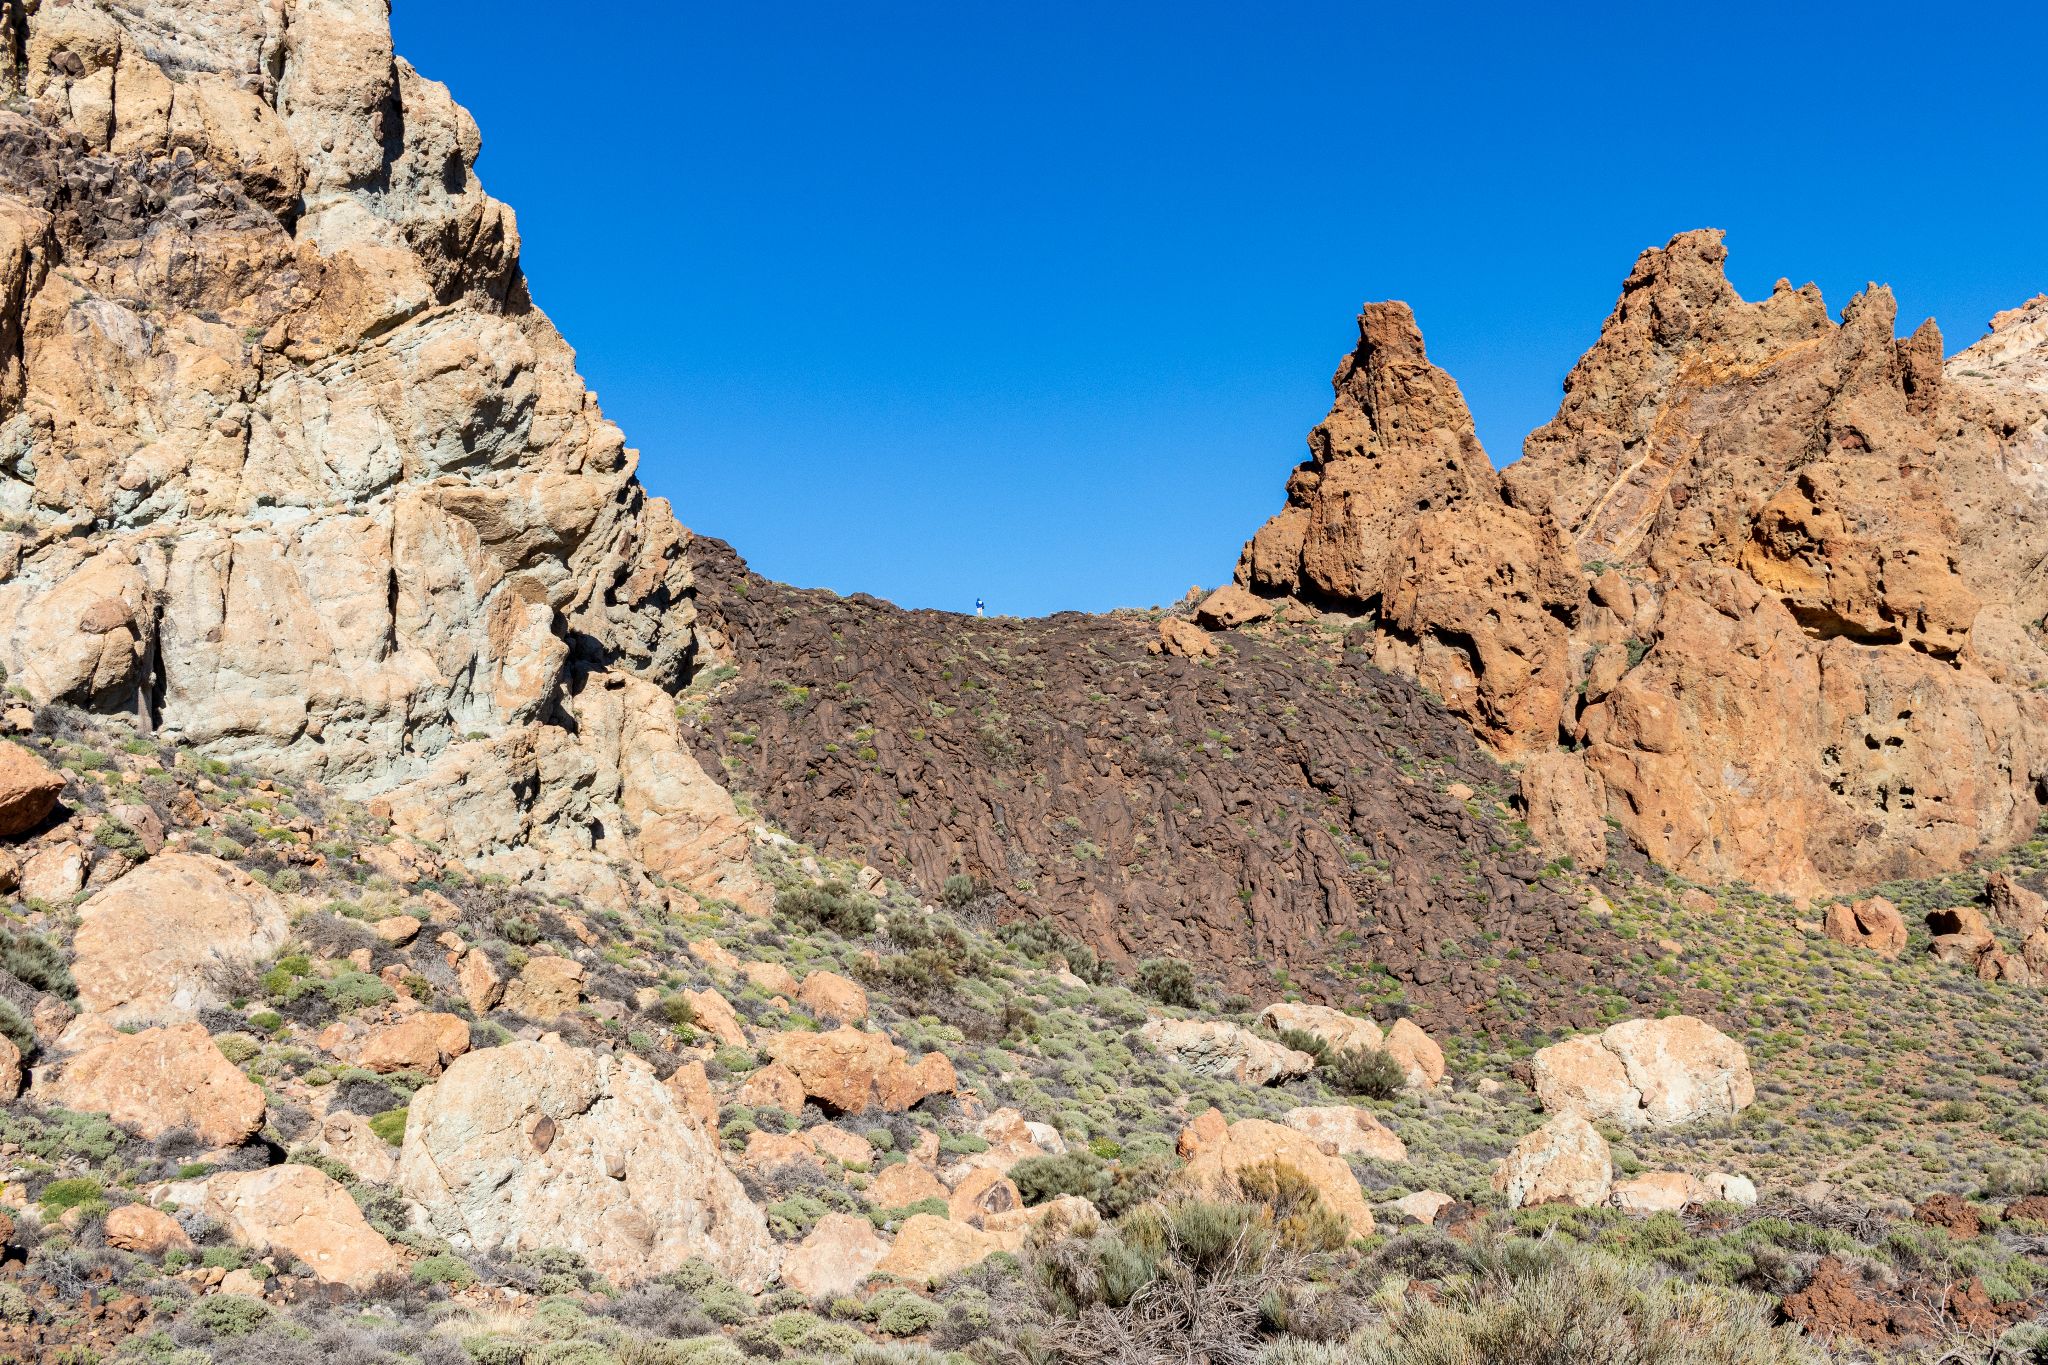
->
{"left": 0, "top": 701, "right": 2042, "bottom": 1362}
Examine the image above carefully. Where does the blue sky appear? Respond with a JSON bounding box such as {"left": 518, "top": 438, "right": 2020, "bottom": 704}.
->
{"left": 391, "top": 2, "right": 2048, "bottom": 617}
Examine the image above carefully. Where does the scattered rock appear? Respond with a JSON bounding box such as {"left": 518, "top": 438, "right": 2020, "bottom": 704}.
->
{"left": 1913, "top": 1192, "right": 1981, "bottom": 1239}
{"left": 1156, "top": 618, "right": 1216, "bottom": 660}
{"left": 70, "top": 853, "right": 289, "bottom": 1024}
{"left": 372, "top": 915, "right": 422, "bottom": 945}
{"left": 663, "top": 1061, "right": 719, "bottom": 1133}
{"left": 780, "top": 1213, "right": 885, "bottom": 1299}
{"left": 741, "top": 960, "right": 800, "bottom": 997}
{"left": 44, "top": 1022, "right": 265, "bottom": 1147}
{"left": 1706, "top": 1172, "right": 1759, "bottom": 1207}
{"left": 868, "top": 1162, "right": 948, "bottom": 1209}
{"left": 1194, "top": 584, "right": 1274, "bottom": 630}
{"left": 455, "top": 950, "right": 505, "bottom": 1013}
{"left": 1985, "top": 873, "right": 2048, "bottom": 934}
{"left": 0, "top": 743, "right": 63, "bottom": 838}
{"left": 797, "top": 971, "right": 867, "bottom": 1024}
{"left": 1176, "top": 1111, "right": 1374, "bottom": 1237}
{"left": 1529, "top": 1016, "right": 1753, "bottom": 1129}
{"left": 1280, "top": 1105, "right": 1406, "bottom": 1162}
{"left": 760, "top": 1026, "right": 955, "bottom": 1114}
{"left": 104, "top": 1204, "right": 192, "bottom": 1255}
{"left": 1255, "top": 1002, "right": 1381, "bottom": 1055}
{"left": 737, "top": 1061, "right": 805, "bottom": 1114}
{"left": 685, "top": 988, "right": 747, "bottom": 1046}
{"left": 1824, "top": 896, "right": 1908, "bottom": 959}
{"left": 1382, "top": 1017, "right": 1445, "bottom": 1090}
{"left": 1387, "top": 1191, "right": 1453, "bottom": 1226}
{"left": 1610, "top": 1171, "right": 1709, "bottom": 1214}
{"left": 312, "top": 1110, "right": 399, "bottom": 1185}
{"left": 1491, "top": 1113, "right": 1612, "bottom": 1209}
{"left": 1139, "top": 1019, "right": 1316, "bottom": 1086}
{"left": 400, "top": 1035, "right": 778, "bottom": 1289}
{"left": 201, "top": 1165, "right": 397, "bottom": 1288}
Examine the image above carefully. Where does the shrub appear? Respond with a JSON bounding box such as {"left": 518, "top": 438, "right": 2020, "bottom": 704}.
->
{"left": 180, "top": 1293, "right": 276, "bottom": 1340}
{"left": 411, "top": 1253, "right": 476, "bottom": 1289}
{"left": 368, "top": 1108, "right": 408, "bottom": 1145}
{"left": 1276, "top": 1028, "right": 1330, "bottom": 1067}
{"left": 1136, "top": 956, "right": 1197, "bottom": 1007}
{"left": 867, "top": 1287, "right": 944, "bottom": 1336}
{"left": 1346, "top": 1235, "right": 1820, "bottom": 1365}
{"left": 1327, "top": 1046, "right": 1405, "bottom": 1100}
{"left": 776, "top": 881, "right": 876, "bottom": 935}
{"left": 1012, "top": 1152, "right": 1106, "bottom": 1207}
{"left": 39, "top": 1177, "right": 103, "bottom": 1214}
{"left": 658, "top": 994, "right": 698, "bottom": 1028}
{"left": 0, "top": 999, "right": 31, "bottom": 1055}
{"left": 940, "top": 874, "right": 978, "bottom": 908}
{"left": 0, "top": 929, "right": 75, "bottom": 998}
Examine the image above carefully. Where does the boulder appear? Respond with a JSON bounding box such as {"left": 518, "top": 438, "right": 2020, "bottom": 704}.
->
{"left": 1611, "top": 1171, "right": 1710, "bottom": 1214}
{"left": 737, "top": 1061, "right": 805, "bottom": 1114}
{"left": 873, "top": 1213, "right": 1021, "bottom": 1286}
{"left": 502, "top": 956, "right": 584, "bottom": 1020}
{"left": 760, "top": 1026, "right": 955, "bottom": 1114}
{"left": 44, "top": 1023, "right": 265, "bottom": 1147}
{"left": 312, "top": 1110, "right": 399, "bottom": 1185}
{"left": 1176, "top": 1111, "right": 1374, "bottom": 1237}
{"left": 1986, "top": 873, "right": 2048, "bottom": 935}
{"left": 869, "top": 1161, "right": 948, "bottom": 1209}
{"left": 948, "top": 1168, "right": 1025, "bottom": 1228}
{"left": 685, "top": 988, "right": 748, "bottom": 1046}
{"left": 807, "top": 1125, "right": 871, "bottom": 1168}
{"left": 201, "top": 1165, "right": 397, "bottom": 1287}
{"left": 741, "top": 960, "right": 801, "bottom": 997}
{"left": 0, "top": 743, "right": 62, "bottom": 838}
{"left": 104, "top": 1204, "right": 192, "bottom": 1255}
{"left": 1194, "top": 583, "right": 1275, "bottom": 630}
{"left": 455, "top": 950, "right": 505, "bottom": 1013}
{"left": 371, "top": 915, "right": 422, "bottom": 945}
{"left": 400, "top": 1035, "right": 778, "bottom": 1288}
{"left": 1383, "top": 1018, "right": 1446, "bottom": 1090}
{"left": 1491, "top": 1113, "right": 1613, "bottom": 1209}
{"left": 1530, "top": 1016, "right": 1753, "bottom": 1130}
{"left": 780, "top": 1213, "right": 886, "bottom": 1299}
{"left": 1255, "top": 1002, "right": 1382, "bottom": 1056}
{"left": 743, "top": 1131, "right": 821, "bottom": 1173}
{"left": 1927, "top": 906, "right": 1997, "bottom": 966}
{"left": 797, "top": 971, "right": 867, "bottom": 1024}
{"left": 20, "top": 842, "right": 85, "bottom": 903}
{"left": 356, "top": 1012, "right": 471, "bottom": 1075}
{"left": 1280, "top": 1105, "right": 1406, "bottom": 1162}
{"left": 0, "top": 1035, "right": 20, "bottom": 1102}
{"left": 1825, "top": 896, "right": 1908, "bottom": 959}
{"left": 1138, "top": 1019, "right": 1316, "bottom": 1086}
{"left": 1707, "top": 1172, "right": 1759, "bottom": 1207}
{"left": 1156, "top": 618, "right": 1216, "bottom": 660}
{"left": 1388, "top": 1191, "right": 1454, "bottom": 1226}
{"left": 70, "top": 853, "right": 289, "bottom": 1024}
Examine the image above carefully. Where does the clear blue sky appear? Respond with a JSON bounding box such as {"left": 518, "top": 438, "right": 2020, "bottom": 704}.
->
{"left": 391, "top": 2, "right": 2047, "bottom": 617}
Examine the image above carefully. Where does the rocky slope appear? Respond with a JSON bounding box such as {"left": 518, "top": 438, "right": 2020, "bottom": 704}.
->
{"left": 683, "top": 536, "right": 1651, "bottom": 1035}
{"left": 1240, "top": 236, "right": 2048, "bottom": 901}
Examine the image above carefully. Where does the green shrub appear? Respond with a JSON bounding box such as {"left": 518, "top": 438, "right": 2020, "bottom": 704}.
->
{"left": 776, "top": 881, "right": 877, "bottom": 935}
{"left": 368, "top": 1107, "right": 408, "bottom": 1145}
{"left": 181, "top": 1294, "right": 275, "bottom": 1339}
{"left": 1136, "top": 956, "right": 1197, "bottom": 1007}
{"left": 323, "top": 969, "right": 395, "bottom": 1011}
{"left": 940, "top": 874, "right": 977, "bottom": 908}
{"left": 658, "top": 993, "right": 698, "bottom": 1028}
{"left": 1327, "top": 1045, "right": 1405, "bottom": 1100}
{"left": 411, "top": 1253, "right": 476, "bottom": 1288}
{"left": 1276, "top": 1027, "right": 1330, "bottom": 1066}
{"left": 39, "top": 1177, "right": 103, "bottom": 1214}
{"left": 1012, "top": 1152, "right": 1106, "bottom": 1206}
{"left": 0, "top": 999, "right": 31, "bottom": 1056}
{"left": 867, "top": 1287, "right": 944, "bottom": 1336}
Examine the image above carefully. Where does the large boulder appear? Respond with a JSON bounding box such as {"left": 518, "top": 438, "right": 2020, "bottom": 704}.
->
{"left": 1986, "top": 873, "right": 2048, "bottom": 935}
{"left": 1255, "top": 1003, "right": 1381, "bottom": 1056}
{"left": 759, "top": 1026, "right": 955, "bottom": 1114}
{"left": 1611, "top": 1171, "right": 1710, "bottom": 1215}
{"left": 780, "top": 1213, "right": 886, "bottom": 1299}
{"left": 1139, "top": 1019, "right": 1316, "bottom": 1087}
{"left": 70, "top": 853, "right": 288, "bottom": 1024}
{"left": 399, "top": 1035, "right": 777, "bottom": 1288}
{"left": 0, "top": 743, "right": 62, "bottom": 838}
{"left": 43, "top": 1023, "right": 264, "bottom": 1147}
{"left": 1383, "top": 1018, "right": 1446, "bottom": 1090}
{"left": 200, "top": 1165, "right": 398, "bottom": 1288}
{"left": 873, "top": 1214, "right": 1021, "bottom": 1286}
{"left": 1825, "top": 896, "right": 1909, "bottom": 959}
{"left": 356, "top": 1012, "right": 471, "bottom": 1075}
{"left": 1280, "top": 1105, "right": 1406, "bottom": 1162}
{"left": 1491, "top": 1114, "right": 1613, "bottom": 1209}
{"left": 1530, "top": 1016, "right": 1753, "bottom": 1130}
{"left": 1175, "top": 1111, "right": 1374, "bottom": 1237}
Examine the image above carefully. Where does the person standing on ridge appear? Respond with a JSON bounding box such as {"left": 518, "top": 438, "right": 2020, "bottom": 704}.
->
{"left": 975, "top": 597, "right": 985, "bottom": 617}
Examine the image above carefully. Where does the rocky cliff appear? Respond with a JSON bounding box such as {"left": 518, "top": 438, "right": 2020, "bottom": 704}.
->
{"left": 0, "top": 0, "right": 759, "bottom": 913}
{"left": 1241, "top": 232, "right": 2048, "bottom": 900}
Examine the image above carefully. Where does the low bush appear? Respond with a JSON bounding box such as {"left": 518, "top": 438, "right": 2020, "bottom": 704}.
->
{"left": 776, "top": 881, "right": 876, "bottom": 935}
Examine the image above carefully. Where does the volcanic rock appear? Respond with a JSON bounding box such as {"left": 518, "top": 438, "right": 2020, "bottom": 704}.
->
{"left": 70, "top": 853, "right": 288, "bottom": 1024}
{"left": 1530, "top": 1016, "right": 1752, "bottom": 1130}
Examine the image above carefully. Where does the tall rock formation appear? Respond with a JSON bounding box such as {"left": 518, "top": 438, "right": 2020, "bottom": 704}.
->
{"left": 0, "top": 0, "right": 759, "bottom": 910}
{"left": 1238, "top": 231, "right": 2048, "bottom": 898}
